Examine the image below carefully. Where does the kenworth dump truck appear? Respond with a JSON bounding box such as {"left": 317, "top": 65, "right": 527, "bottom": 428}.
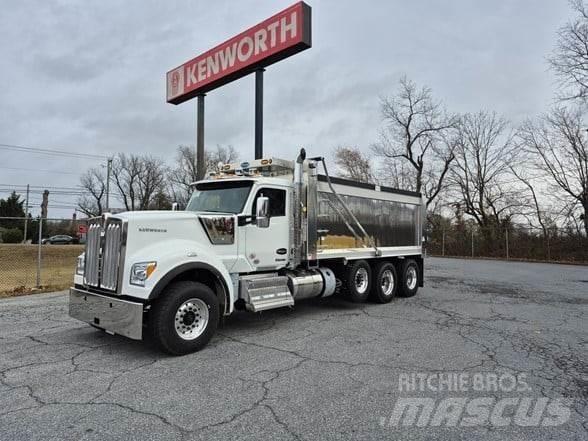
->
{"left": 70, "top": 150, "right": 424, "bottom": 355}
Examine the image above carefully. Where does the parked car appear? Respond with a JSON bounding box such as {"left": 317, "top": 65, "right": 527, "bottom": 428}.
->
{"left": 44, "top": 235, "right": 75, "bottom": 245}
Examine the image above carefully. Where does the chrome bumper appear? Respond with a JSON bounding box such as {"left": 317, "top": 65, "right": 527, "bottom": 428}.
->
{"left": 69, "top": 287, "right": 144, "bottom": 340}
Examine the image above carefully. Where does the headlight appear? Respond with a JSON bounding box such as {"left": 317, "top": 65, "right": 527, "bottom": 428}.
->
{"left": 76, "top": 254, "right": 85, "bottom": 275}
{"left": 130, "top": 261, "right": 157, "bottom": 286}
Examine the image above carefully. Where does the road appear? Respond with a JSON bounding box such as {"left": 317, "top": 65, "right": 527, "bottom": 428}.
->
{"left": 0, "top": 257, "right": 586, "bottom": 440}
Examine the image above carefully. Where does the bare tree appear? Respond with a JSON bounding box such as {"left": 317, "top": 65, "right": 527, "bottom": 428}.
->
{"left": 372, "top": 76, "right": 458, "bottom": 205}
{"left": 509, "top": 166, "right": 550, "bottom": 239}
{"left": 518, "top": 106, "right": 588, "bottom": 236}
{"left": 333, "top": 146, "right": 374, "bottom": 183}
{"left": 77, "top": 167, "right": 106, "bottom": 216}
{"left": 168, "top": 145, "right": 239, "bottom": 205}
{"left": 111, "top": 153, "right": 168, "bottom": 211}
{"left": 449, "top": 111, "right": 519, "bottom": 228}
{"left": 549, "top": 0, "right": 588, "bottom": 102}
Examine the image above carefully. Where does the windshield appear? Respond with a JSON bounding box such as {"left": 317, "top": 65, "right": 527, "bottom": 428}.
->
{"left": 185, "top": 181, "right": 253, "bottom": 214}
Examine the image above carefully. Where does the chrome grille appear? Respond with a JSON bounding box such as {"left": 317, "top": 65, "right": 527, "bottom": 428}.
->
{"left": 101, "top": 222, "right": 122, "bottom": 290}
{"left": 83, "top": 217, "right": 125, "bottom": 292}
{"left": 85, "top": 221, "right": 101, "bottom": 287}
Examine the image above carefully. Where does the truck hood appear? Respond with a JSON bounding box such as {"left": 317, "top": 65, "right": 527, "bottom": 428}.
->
{"left": 103, "top": 210, "right": 236, "bottom": 302}
{"left": 113, "top": 210, "right": 236, "bottom": 254}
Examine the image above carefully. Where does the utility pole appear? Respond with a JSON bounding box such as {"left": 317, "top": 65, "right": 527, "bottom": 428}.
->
{"left": 105, "top": 157, "right": 112, "bottom": 213}
{"left": 41, "top": 190, "right": 49, "bottom": 219}
{"left": 36, "top": 217, "right": 43, "bottom": 288}
{"left": 255, "top": 68, "right": 264, "bottom": 159}
{"left": 196, "top": 95, "right": 206, "bottom": 180}
{"left": 23, "top": 184, "right": 29, "bottom": 243}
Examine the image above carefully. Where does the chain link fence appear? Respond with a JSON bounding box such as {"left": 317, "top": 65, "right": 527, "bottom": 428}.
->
{"left": 0, "top": 216, "right": 88, "bottom": 295}
{"left": 2, "top": 215, "right": 587, "bottom": 295}
{"left": 426, "top": 224, "right": 588, "bottom": 264}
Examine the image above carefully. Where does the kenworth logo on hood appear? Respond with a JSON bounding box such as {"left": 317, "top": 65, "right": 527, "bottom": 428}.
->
{"left": 138, "top": 227, "right": 168, "bottom": 233}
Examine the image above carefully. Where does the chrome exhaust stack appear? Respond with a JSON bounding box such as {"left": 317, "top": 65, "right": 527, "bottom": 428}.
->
{"left": 291, "top": 148, "right": 306, "bottom": 268}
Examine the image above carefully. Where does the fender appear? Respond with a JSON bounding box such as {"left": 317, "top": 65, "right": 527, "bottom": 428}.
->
{"left": 149, "top": 262, "right": 232, "bottom": 314}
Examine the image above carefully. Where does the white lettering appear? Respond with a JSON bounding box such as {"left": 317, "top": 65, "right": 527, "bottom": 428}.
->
{"left": 254, "top": 29, "right": 268, "bottom": 55}
{"left": 267, "top": 21, "right": 279, "bottom": 48}
{"left": 514, "top": 398, "right": 548, "bottom": 427}
{"left": 429, "top": 398, "right": 466, "bottom": 427}
{"left": 461, "top": 397, "right": 493, "bottom": 427}
{"left": 187, "top": 64, "right": 197, "bottom": 85}
{"left": 489, "top": 398, "right": 519, "bottom": 426}
{"left": 197, "top": 59, "right": 206, "bottom": 82}
{"left": 398, "top": 373, "right": 411, "bottom": 392}
{"left": 206, "top": 53, "right": 220, "bottom": 77}
{"left": 219, "top": 43, "right": 237, "bottom": 70}
{"left": 237, "top": 36, "right": 254, "bottom": 62}
{"left": 387, "top": 398, "right": 435, "bottom": 427}
{"left": 542, "top": 399, "right": 571, "bottom": 426}
{"left": 280, "top": 12, "right": 297, "bottom": 43}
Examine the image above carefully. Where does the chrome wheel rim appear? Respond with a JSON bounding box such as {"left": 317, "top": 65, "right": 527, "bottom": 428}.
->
{"left": 406, "top": 267, "right": 417, "bottom": 290}
{"left": 381, "top": 269, "right": 395, "bottom": 296}
{"left": 355, "top": 267, "right": 369, "bottom": 294}
{"left": 175, "top": 298, "right": 209, "bottom": 341}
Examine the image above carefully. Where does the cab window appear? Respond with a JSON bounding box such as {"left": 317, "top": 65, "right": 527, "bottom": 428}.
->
{"left": 252, "top": 188, "right": 286, "bottom": 217}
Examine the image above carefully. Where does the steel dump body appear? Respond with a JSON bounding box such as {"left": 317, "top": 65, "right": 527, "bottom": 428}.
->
{"left": 308, "top": 175, "right": 424, "bottom": 261}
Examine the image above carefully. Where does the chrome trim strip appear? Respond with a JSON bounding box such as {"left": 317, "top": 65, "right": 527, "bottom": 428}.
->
{"left": 69, "top": 287, "right": 143, "bottom": 340}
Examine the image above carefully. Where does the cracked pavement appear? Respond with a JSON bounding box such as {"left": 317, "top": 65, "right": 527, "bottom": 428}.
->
{"left": 0, "top": 257, "right": 586, "bottom": 440}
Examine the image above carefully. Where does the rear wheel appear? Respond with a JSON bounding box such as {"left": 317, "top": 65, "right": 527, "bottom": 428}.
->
{"left": 371, "top": 262, "right": 398, "bottom": 303}
{"left": 341, "top": 260, "right": 371, "bottom": 303}
{"left": 398, "top": 259, "right": 419, "bottom": 298}
{"left": 148, "top": 281, "right": 219, "bottom": 355}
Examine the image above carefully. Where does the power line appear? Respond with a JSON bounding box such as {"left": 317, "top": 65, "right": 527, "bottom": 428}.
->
{"left": 0, "top": 143, "right": 109, "bottom": 160}
{"left": 0, "top": 166, "right": 82, "bottom": 176}
{"left": 0, "top": 183, "right": 83, "bottom": 190}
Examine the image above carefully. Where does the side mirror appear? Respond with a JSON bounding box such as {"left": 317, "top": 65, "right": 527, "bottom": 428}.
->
{"left": 255, "top": 196, "right": 270, "bottom": 228}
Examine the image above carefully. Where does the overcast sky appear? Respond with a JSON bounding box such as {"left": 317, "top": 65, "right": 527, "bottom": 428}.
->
{"left": 0, "top": 0, "right": 573, "bottom": 217}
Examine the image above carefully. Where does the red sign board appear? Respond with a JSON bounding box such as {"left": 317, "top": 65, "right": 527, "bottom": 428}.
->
{"left": 78, "top": 224, "right": 88, "bottom": 234}
{"left": 167, "top": 2, "right": 311, "bottom": 104}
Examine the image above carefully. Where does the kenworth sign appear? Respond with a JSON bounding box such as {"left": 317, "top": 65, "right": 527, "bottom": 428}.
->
{"left": 167, "top": 2, "right": 311, "bottom": 104}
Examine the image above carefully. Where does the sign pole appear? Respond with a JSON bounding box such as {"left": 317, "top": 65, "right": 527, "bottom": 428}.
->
{"left": 255, "top": 68, "right": 264, "bottom": 159}
{"left": 196, "top": 94, "right": 206, "bottom": 180}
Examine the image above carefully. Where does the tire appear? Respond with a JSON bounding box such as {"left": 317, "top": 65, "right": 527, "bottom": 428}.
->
{"left": 398, "top": 259, "right": 419, "bottom": 298}
{"left": 341, "top": 260, "right": 372, "bottom": 303}
{"left": 370, "top": 261, "right": 398, "bottom": 303}
{"left": 148, "top": 281, "right": 219, "bottom": 355}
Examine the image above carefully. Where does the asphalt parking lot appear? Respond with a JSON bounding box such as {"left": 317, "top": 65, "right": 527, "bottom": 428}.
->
{"left": 0, "top": 257, "right": 586, "bottom": 440}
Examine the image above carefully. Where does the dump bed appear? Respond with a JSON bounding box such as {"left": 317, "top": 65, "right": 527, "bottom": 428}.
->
{"left": 311, "top": 175, "right": 424, "bottom": 260}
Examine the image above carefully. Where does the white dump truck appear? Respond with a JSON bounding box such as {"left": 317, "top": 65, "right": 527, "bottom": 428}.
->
{"left": 70, "top": 149, "right": 424, "bottom": 354}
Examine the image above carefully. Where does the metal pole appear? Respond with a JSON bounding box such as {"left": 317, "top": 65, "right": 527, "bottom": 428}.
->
{"left": 105, "top": 158, "right": 112, "bottom": 213}
{"left": 471, "top": 230, "right": 474, "bottom": 258}
{"left": 196, "top": 94, "right": 206, "bottom": 180}
{"left": 36, "top": 218, "right": 43, "bottom": 288}
{"left": 442, "top": 229, "right": 445, "bottom": 256}
{"left": 505, "top": 228, "right": 509, "bottom": 260}
{"left": 23, "top": 184, "right": 29, "bottom": 243}
{"left": 546, "top": 229, "right": 551, "bottom": 261}
{"left": 255, "top": 68, "right": 264, "bottom": 159}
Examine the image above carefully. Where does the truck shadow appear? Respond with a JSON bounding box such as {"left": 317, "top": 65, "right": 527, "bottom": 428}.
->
{"left": 219, "top": 295, "right": 371, "bottom": 333}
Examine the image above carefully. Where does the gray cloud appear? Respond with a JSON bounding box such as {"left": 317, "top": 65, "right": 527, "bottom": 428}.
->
{"left": 0, "top": 0, "right": 571, "bottom": 216}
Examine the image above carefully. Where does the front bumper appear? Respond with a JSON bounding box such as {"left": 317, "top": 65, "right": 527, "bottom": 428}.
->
{"left": 69, "top": 287, "right": 144, "bottom": 340}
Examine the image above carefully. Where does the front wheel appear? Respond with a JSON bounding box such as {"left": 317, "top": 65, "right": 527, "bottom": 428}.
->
{"left": 148, "top": 281, "right": 219, "bottom": 355}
